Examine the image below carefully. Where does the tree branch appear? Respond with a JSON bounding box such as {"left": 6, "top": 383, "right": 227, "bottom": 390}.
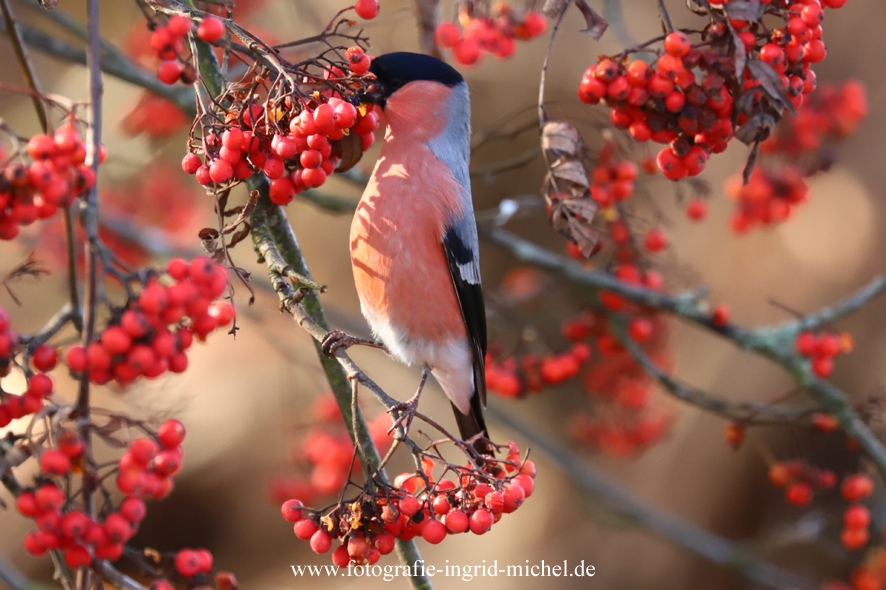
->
{"left": 0, "top": 12, "right": 195, "bottom": 115}
{"left": 482, "top": 226, "right": 886, "bottom": 480}
{"left": 487, "top": 404, "right": 815, "bottom": 590}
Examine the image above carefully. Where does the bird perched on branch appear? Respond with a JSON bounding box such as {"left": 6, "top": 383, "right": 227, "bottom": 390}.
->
{"left": 323, "top": 52, "right": 490, "bottom": 453}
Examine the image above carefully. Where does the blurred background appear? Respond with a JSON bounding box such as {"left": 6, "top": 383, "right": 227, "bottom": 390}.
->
{"left": 1, "top": 0, "right": 886, "bottom": 588}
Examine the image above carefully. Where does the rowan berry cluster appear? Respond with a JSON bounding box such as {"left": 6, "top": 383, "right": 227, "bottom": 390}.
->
{"left": 722, "top": 80, "right": 867, "bottom": 232}
{"left": 269, "top": 395, "right": 393, "bottom": 504}
{"left": 182, "top": 53, "right": 379, "bottom": 203}
{"left": 760, "top": 79, "right": 868, "bottom": 156}
{"left": 434, "top": 3, "right": 547, "bottom": 65}
{"left": 723, "top": 164, "right": 808, "bottom": 231}
{"left": 64, "top": 256, "right": 233, "bottom": 386}
{"left": 487, "top": 263, "right": 673, "bottom": 456}
{"left": 767, "top": 459, "right": 837, "bottom": 507}
{"left": 149, "top": 14, "right": 201, "bottom": 86}
{"left": 794, "top": 330, "right": 853, "bottom": 378}
{"left": 282, "top": 444, "right": 536, "bottom": 564}
{"left": 17, "top": 419, "right": 186, "bottom": 565}
{"left": 0, "top": 125, "right": 99, "bottom": 240}
{"left": 580, "top": 0, "right": 848, "bottom": 180}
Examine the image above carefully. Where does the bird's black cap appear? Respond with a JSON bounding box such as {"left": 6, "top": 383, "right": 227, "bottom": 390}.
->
{"left": 364, "top": 52, "right": 464, "bottom": 106}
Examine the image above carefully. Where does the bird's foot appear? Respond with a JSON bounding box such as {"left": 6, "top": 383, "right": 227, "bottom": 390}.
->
{"left": 321, "top": 330, "right": 383, "bottom": 357}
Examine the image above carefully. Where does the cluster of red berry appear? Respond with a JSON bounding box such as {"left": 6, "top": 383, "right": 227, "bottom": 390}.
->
{"left": 794, "top": 330, "right": 853, "bottom": 378}
{"left": 64, "top": 256, "right": 233, "bottom": 386}
{"left": 723, "top": 80, "right": 867, "bottom": 232}
{"left": 18, "top": 419, "right": 184, "bottom": 567}
{"left": 182, "top": 75, "right": 379, "bottom": 204}
{"left": 0, "top": 373, "right": 53, "bottom": 429}
{"left": 150, "top": 15, "right": 200, "bottom": 86}
{"left": 580, "top": 0, "right": 847, "bottom": 180}
{"left": 487, "top": 263, "right": 674, "bottom": 456}
{"left": 269, "top": 395, "right": 393, "bottom": 504}
{"left": 0, "top": 125, "right": 99, "bottom": 240}
{"left": 115, "top": 420, "right": 187, "bottom": 500}
{"left": 723, "top": 165, "right": 808, "bottom": 231}
{"left": 434, "top": 4, "right": 547, "bottom": 65}
{"left": 172, "top": 547, "right": 215, "bottom": 579}
{"left": 767, "top": 459, "right": 838, "bottom": 506}
{"left": 282, "top": 444, "right": 535, "bottom": 564}
{"left": 761, "top": 80, "right": 867, "bottom": 156}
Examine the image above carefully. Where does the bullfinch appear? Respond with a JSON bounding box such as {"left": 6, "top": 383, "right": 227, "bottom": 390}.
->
{"left": 336, "top": 52, "right": 489, "bottom": 451}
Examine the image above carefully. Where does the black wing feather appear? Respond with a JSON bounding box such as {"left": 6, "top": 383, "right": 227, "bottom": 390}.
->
{"left": 442, "top": 226, "right": 490, "bottom": 452}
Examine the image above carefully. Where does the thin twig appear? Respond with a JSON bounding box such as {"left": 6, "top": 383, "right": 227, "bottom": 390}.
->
{"left": 0, "top": 0, "right": 48, "bottom": 130}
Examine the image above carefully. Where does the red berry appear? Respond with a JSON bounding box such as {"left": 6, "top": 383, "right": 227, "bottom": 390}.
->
{"left": 167, "top": 15, "right": 193, "bottom": 37}
{"left": 664, "top": 32, "right": 691, "bottom": 57}
{"left": 785, "top": 482, "right": 812, "bottom": 506}
{"left": 157, "top": 60, "right": 182, "bottom": 85}
{"left": 354, "top": 0, "right": 379, "bottom": 20}
{"left": 643, "top": 228, "right": 668, "bottom": 252}
{"left": 197, "top": 16, "right": 225, "bottom": 42}
{"left": 811, "top": 355, "right": 834, "bottom": 378}
{"left": 310, "top": 529, "right": 332, "bottom": 554}
{"left": 841, "top": 527, "right": 869, "bottom": 550}
{"left": 686, "top": 199, "right": 707, "bottom": 221}
{"left": 711, "top": 304, "right": 730, "bottom": 327}
{"left": 175, "top": 549, "right": 200, "bottom": 578}
{"left": 331, "top": 545, "right": 350, "bottom": 567}
{"left": 32, "top": 345, "right": 58, "bottom": 372}
{"left": 844, "top": 504, "right": 871, "bottom": 530}
{"left": 181, "top": 153, "right": 202, "bottom": 174}
{"left": 40, "top": 449, "right": 71, "bottom": 476}
{"left": 841, "top": 474, "right": 874, "bottom": 501}
{"left": 435, "top": 22, "right": 460, "bottom": 48}
{"left": 120, "top": 496, "right": 147, "bottom": 523}
{"left": 281, "top": 499, "right": 304, "bottom": 522}
{"left": 422, "top": 519, "right": 447, "bottom": 544}
{"left": 209, "top": 159, "right": 233, "bottom": 183}
{"left": 294, "top": 518, "right": 318, "bottom": 540}
{"left": 795, "top": 332, "right": 818, "bottom": 356}
{"left": 503, "top": 483, "right": 526, "bottom": 513}
{"left": 64, "top": 545, "right": 92, "bottom": 568}
{"left": 469, "top": 509, "right": 494, "bottom": 534}
{"left": 444, "top": 509, "right": 469, "bottom": 533}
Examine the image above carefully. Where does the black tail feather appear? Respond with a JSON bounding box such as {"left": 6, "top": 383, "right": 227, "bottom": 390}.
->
{"left": 452, "top": 392, "right": 493, "bottom": 455}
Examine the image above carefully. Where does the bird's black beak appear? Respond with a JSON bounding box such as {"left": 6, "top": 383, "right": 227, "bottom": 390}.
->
{"left": 358, "top": 80, "right": 386, "bottom": 108}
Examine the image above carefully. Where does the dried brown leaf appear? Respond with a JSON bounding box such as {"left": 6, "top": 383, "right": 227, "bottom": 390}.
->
{"left": 574, "top": 0, "right": 609, "bottom": 39}
{"left": 550, "top": 159, "right": 590, "bottom": 187}
{"left": 723, "top": 0, "right": 765, "bottom": 20}
{"left": 332, "top": 132, "right": 364, "bottom": 173}
{"left": 541, "top": 121, "right": 583, "bottom": 156}
{"left": 566, "top": 216, "right": 600, "bottom": 256}
{"left": 727, "top": 21, "right": 747, "bottom": 87}
{"left": 747, "top": 59, "right": 796, "bottom": 115}
{"left": 543, "top": 0, "right": 570, "bottom": 18}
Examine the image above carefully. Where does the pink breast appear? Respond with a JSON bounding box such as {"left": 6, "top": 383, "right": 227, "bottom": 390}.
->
{"left": 350, "top": 138, "right": 467, "bottom": 344}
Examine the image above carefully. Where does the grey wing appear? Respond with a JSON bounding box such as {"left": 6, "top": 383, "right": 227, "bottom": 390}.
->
{"left": 442, "top": 215, "right": 487, "bottom": 405}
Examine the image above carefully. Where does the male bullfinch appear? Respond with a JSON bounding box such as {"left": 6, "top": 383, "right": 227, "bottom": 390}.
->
{"left": 334, "top": 52, "right": 489, "bottom": 451}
